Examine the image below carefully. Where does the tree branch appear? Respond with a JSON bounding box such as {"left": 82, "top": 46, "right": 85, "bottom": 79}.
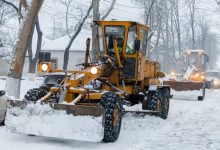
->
{"left": 2, "top": 0, "right": 23, "bottom": 23}
{"left": 101, "top": 0, "right": 116, "bottom": 20}
{"left": 63, "top": 1, "right": 93, "bottom": 70}
{"left": 2, "top": 0, "right": 19, "bottom": 13}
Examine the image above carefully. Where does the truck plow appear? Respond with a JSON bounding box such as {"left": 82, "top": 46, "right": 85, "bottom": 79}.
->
{"left": 163, "top": 80, "right": 206, "bottom": 100}
{"left": 164, "top": 50, "right": 212, "bottom": 101}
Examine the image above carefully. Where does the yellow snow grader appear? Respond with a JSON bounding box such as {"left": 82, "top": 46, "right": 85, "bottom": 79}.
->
{"left": 0, "top": 21, "right": 170, "bottom": 142}
{"left": 164, "top": 49, "right": 211, "bottom": 101}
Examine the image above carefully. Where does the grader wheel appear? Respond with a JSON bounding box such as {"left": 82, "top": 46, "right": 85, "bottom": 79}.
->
{"left": 160, "top": 89, "right": 170, "bottom": 119}
{"left": 100, "top": 92, "right": 123, "bottom": 143}
{"left": 24, "top": 88, "right": 48, "bottom": 101}
{"left": 142, "top": 89, "right": 169, "bottom": 119}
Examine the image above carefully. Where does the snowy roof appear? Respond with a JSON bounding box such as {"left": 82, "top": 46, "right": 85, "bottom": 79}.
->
{"left": 41, "top": 30, "right": 91, "bottom": 51}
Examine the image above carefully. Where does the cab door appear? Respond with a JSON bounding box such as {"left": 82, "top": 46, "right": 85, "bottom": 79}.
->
{"left": 123, "top": 26, "right": 137, "bottom": 79}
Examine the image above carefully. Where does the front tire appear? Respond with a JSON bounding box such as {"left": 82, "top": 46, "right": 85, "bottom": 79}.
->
{"left": 24, "top": 88, "right": 48, "bottom": 102}
{"left": 100, "top": 92, "right": 123, "bottom": 142}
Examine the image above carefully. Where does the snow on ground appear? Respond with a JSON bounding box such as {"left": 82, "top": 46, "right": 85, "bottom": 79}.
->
{"left": 5, "top": 103, "right": 103, "bottom": 142}
{"left": 0, "top": 77, "right": 42, "bottom": 99}
{"left": 0, "top": 78, "right": 220, "bottom": 150}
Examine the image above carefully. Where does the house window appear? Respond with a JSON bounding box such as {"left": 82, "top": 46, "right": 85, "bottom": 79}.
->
{"left": 39, "top": 52, "right": 51, "bottom": 62}
{"left": 51, "top": 58, "right": 58, "bottom": 69}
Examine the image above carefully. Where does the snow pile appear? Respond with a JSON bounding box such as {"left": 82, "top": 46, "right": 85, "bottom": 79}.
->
{"left": 5, "top": 103, "right": 103, "bottom": 142}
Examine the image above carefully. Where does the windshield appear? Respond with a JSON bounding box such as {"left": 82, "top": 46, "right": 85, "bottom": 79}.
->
{"left": 186, "top": 52, "right": 204, "bottom": 68}
{"left": 105, "top": 26, "right": 125, "bottom": 53}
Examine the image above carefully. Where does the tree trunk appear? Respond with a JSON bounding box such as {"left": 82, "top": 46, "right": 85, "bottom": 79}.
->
{"left": 5, "top": 0, "right": 44, "bottom": 98}
{"left": 28, "top": 16, "right": 43, "bottom": 74}
{"left": 91, "top": 0, "right": 100, "bottom": 62}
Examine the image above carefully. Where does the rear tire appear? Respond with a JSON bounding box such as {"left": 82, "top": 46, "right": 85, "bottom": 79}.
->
{"left": 143, "top": 91, "right": 158, "bottom": 111}
{"left": 160, "top": 89, "right": 170, "bottom": 119}
{"left": 24, "top": 88, "right": 48, "bottom": 102}
{"left": 0, "top": 115, "right": 5, "bottom": 126}
{"left": 100, "top": 92, "right": 123, "bottom": 143}
{"left": 143, "top": 90, "right": 169, "bottom": 119}
{"left": 198, "top": 96, "right": 204, "bottom": 101}
{"left": 198, "top": 87, "right": 205, "bottom": 101}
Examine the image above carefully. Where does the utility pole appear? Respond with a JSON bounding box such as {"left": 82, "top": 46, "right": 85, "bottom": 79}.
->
{"left": 92, "top": 0, "right": 100, "bottom": 61}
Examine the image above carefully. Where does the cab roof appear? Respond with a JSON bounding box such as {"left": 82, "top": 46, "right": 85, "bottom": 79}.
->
{"left": 184, "top": 49, "right": 207, "bottom": 55}
{"left": 96, "top": 20, "right": 149, "bottom": 29}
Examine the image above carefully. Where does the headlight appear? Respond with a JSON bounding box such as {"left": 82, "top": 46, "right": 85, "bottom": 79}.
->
{"left": 214, "top": 80, "right": 220, "bottom": 86}
{"left": 195, "top": 73, "right": 200, "bottom": 77}
{"left": 41, "top": 63, "right": 49, "bottom": 72}
{"left": 200, "top": 75, "right": 205, "bottom": 80}
{"left": 171, "top": 72, "right": 176, "bottom": 76}
{"left": 91, "top": 67, "right": 98, "bottom": 75}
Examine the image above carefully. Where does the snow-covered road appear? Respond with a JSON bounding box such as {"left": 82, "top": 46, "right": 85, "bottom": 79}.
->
{"left": 0, "top": 79, "right": 220, "bottom": 150}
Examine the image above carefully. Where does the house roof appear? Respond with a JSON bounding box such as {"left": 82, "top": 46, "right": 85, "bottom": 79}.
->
{"left": 42, "top": 30, "right": 91, "bottom": 51}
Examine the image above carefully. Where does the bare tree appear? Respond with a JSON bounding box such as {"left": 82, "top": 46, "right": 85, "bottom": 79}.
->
{"left": 101, "top": 0, "right": 116, "bottom": 20}
{"left": 198, "top": 14, "right": 209, "bottom": 49}
{"left": 5, "top": 0, "right": 44, "bottom": 98}
{"left": 171, "top": 0, "right": 181, "bottom": 55}
{"left": 27, "top": 16, "right": 43, "bottom": 73}
{"left": 216, "top": 0, "right": 220, "bottom": 5}
{"left": 187, "top": 0, "right": 197, "bottom": 49}
{"left": 2, "top": 0, "right": 23, "bottom": 23}
{"left": 3, "top": 0, "right": 43, "bottom": 74}
{"left": 63, "top": 1, "right": 93, "bottom": 70}
{"left": 58, "top": 0, "right": 73, "bottom": 38}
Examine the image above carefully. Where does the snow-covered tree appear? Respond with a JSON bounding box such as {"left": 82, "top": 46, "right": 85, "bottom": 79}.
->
{"left": 5, "top": 0, "right": 44, "bottom": 98}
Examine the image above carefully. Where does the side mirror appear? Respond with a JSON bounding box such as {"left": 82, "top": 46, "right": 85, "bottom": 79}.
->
{"left": 135, "top": 39, "right": 141, "bottom": 51}
{"left": 0, "top": 90, "right": 5, "bottom": 96}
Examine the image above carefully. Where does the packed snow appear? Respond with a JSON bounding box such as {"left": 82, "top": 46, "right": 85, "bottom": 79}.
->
{"left": 5, "top": 103, "right": 103, "bottom": 142}
{"left": 0, "top": 78, "right": 220, "bottom": 150}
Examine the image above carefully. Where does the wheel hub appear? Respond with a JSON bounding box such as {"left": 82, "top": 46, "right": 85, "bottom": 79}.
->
{"left": 113, "top": 107, "right": 119, "bottom": 129}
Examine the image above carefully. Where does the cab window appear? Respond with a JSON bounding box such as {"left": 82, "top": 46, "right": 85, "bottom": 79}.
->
{"left": 140, "top": 29, "right": 147, "bottom": 52}
{"left": 126, "top": 27, "right": 136, "bottom": 54}
{"left": 98, "top": 26, "right": 104, "bottom": 56}
{"left": 105, "top": 26, "right": 125, "bottom": 53}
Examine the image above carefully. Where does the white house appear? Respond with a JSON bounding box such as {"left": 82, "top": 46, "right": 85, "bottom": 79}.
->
{"left": 0, "top": 30, "right": 91, "bottom": 76}
{"left": 41, "top": 31, "right": 91, "bottom": 70}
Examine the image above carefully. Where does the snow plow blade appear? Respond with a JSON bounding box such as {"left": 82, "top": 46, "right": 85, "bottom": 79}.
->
{"left": 163, "top": 80, "right": 204, "bottom": 91}
{"left": 163, "top": 80, "right": 208, "bottom": 101}
{"left": 7, "top": 100, "right": 103, "bottom": 117}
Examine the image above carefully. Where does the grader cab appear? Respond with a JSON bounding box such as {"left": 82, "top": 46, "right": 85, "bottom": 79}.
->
{"left": 0, "top": 21, "right": 170, "bottom": 142}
